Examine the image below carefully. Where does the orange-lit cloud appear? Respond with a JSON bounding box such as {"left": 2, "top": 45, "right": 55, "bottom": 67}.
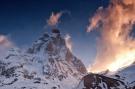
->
{"left": 47, "top": 12, "right": 62, "bottom": 26}
{"left": 87, "top": 0, "right": 135, "bottom": 73}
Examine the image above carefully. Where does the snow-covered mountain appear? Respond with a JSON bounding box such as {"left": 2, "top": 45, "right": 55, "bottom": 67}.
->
{"left": 1, "top": 28, "right": 135, "bottom": 89}
{"left": 0, "top": 29, "right": 87, "bottom": 89}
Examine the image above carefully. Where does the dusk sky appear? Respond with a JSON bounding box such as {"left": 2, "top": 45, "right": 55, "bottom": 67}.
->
{"left": 0, "top": 0, "right": 109, "bottom": 67}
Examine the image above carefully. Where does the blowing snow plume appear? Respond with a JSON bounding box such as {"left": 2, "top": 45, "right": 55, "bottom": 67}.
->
{"left": 87, "top": 0, "right": 135, "bottom": 73}
{"left": 65, "top": 34, "right": 72, "bottom": 52}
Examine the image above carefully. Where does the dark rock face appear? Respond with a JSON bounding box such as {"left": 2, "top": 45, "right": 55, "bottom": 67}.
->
{"left": 0, "top": 61, "right": 16, "bottom": 78}
{"left": 72, "top": 57, "right": 87, "bottom": 74}
{"left": 78, "top": 73, "right": 127, "bottom": 89}
{"left": 52, "top": 29, "right": 60, "bottom": 34}
{"left": 1, "top": 67, "right": 16, "bottom": 78}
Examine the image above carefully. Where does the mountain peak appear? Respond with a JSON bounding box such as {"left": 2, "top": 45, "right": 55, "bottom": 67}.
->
{"left": 0, "top": 29, "right": 87, "bottom": 89}
{"left": 51, "top": 28, "right": 61, "bottom": 38}
{"left": 27, "top": 28, "right": 87, "bottom": 74}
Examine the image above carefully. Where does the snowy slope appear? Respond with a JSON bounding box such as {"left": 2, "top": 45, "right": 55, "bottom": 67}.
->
{"left": 113, "top": 64, "right": 135, "bottom": 88}
{"left": 0, "top": 29, "right": 87, "bottom": 89}
{"left": 77, "top": 63, "right": 135, "bottom": 89}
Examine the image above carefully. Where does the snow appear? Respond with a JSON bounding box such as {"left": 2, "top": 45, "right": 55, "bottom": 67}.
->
{"left": 115, "top": 64, "right": 135, "bottom": 83}
{"left": 0, "top": 31, "right": 85, "bottom": 89}
{"left": 75, "top": 80, "right": 85, "bottom": 89}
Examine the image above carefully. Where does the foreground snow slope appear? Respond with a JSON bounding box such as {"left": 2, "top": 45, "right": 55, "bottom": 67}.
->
{"left": 77, "top": 64, "right": 135, "bottom": 89}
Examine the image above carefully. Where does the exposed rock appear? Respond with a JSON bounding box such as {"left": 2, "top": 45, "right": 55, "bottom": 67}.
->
{"left": 77, "top": 73, "right": 127, "bottom": 89}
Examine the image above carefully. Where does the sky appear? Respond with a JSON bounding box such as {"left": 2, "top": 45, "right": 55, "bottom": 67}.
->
{"left": 0, "top": 0, "right": 109, "bottom": 67}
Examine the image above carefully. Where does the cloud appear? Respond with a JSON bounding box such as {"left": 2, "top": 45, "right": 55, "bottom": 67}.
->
{"left": 65, "top": 34, "right": 72, "bottom": 52}
{"left": 0, "top": 35, "right": 13, "bottom": 47}
{"left": 46, "top": 11, "right": 71, "bottom": 28}
{"left": 47, "top": 12, "right": 63, "bottom": 26}
{"left": 87, "top": 0, "right": 135, "bottom": 73}
{"left": 0, "top": 35, "right": 14, "bottom": 58}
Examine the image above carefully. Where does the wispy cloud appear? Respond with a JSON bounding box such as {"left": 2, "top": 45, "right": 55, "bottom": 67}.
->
{"left": 0, "top": 35, "right": 14, "bottom": 57}
{"left": 0, "top": 35, "right": 13, "bottom": 47}
{"left": 46, "top": 11, "right": 71, "bottom": 28}
{"left": 47, "top": 12, "right": 63, "bottom": 26}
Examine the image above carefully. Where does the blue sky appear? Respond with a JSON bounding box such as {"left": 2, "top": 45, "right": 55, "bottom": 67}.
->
{"left": 0, "top": 0, "right": 109, "bottom": 67}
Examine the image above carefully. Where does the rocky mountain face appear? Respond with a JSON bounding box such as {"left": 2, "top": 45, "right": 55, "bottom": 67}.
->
{"left": 77, "top": 64, "right": 135, "bottom": 89}
{"left": 0, "top": 29, "right": 86, "bottom": 89}
{"left": 27, "top": 29, "right": 86, "bottom": 74}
